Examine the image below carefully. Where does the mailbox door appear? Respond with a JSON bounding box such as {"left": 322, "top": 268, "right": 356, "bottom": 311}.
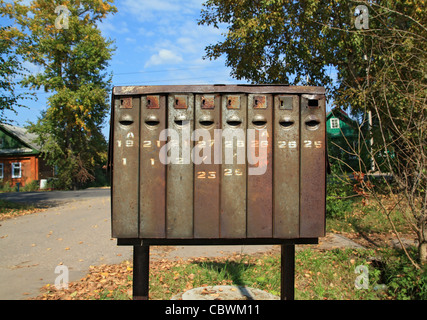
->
{"left": 194, "top": 94, "right": 221, "bottom": 238}
{"left": 273, "top": 95, "right": 300, "bottom": 238}
{"left": 166, "top": 94, "right": 194, "bottom": 238}
{"left": 112, "top": 96, "right": 140, "bottom": 238}
{"left": 220, "top": 94, "right": 247, "bottom": 238}
{"left": 247, "top": 94, "right": 273, "bottom": 238}
{"left": 140, "top": 95, "right": 166, "bottom": 238}
{"left": 300, "top": 95, "right": 326, "bottom": 237}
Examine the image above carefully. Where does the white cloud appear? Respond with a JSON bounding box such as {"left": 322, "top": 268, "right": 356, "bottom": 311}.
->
{"left": 109, "top": 0, "right": 244, "bottom": 85}
{"left": 98, "top": 20, "right": 129, "bottom": 35}
{"left": 138, "top": 27, "right": 155, "bottom": 37}
{"left": 122, "top": 0, "right": 203, "bottom": 21}
{"left": 144, "top": 49, "right": 183, "bottom": 67}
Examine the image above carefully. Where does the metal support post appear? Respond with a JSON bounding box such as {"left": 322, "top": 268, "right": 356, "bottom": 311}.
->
{"left": 281, "top": 244, "right": 295, "bottom": 300}
{"left": 133, "top": 245, "right": 150, "bottom": 300}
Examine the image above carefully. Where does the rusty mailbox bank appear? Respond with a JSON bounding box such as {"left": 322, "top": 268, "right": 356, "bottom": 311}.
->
{"left": 108, "top": 85, "right": 327, "bottom": 299}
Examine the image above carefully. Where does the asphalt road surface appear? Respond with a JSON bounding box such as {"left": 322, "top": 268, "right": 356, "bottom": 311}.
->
{"left": 0, "top": 188, "right": 134, "bottom": 300}
{"left": 0, "top": 187, "right": 110, "bottom": 204}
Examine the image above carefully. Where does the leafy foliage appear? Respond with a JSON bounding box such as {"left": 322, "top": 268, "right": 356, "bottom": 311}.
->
{"left": 0, "top": 26, "right": 33, "bottom": 123}
{"left": 199, "top": 0, "right": 355, "bottom": 90}
{"left": 199, "top": 0, "right": 427, "bottom": 266}
{"left": 0, "top": 0, "right": 116, "bottom": 189}
{"left": 326, "top": 173, "right": 355, "bottom": 220}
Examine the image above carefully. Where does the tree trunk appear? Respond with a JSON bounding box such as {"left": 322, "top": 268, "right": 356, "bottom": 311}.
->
{"left": 421, "top": 243, "right": 427, "bottom": 266}
{"left": 420, "top": 219, "right": 427, "bottom": 266}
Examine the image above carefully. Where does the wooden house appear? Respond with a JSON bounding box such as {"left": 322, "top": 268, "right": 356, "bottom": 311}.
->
{"left": 0, "top": 123, "right": 54, "bottom": 188}
{"left": 326, "top": 107, "right": 362, "bottom": 171}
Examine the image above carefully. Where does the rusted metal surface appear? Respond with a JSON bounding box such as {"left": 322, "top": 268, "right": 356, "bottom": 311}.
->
{"left": 140, "top": 95, "right": 166, "bottom": 238}
{"left": 200, "top": 95, "right": 215, "bottom": 109}
{"left": 113, "top": 85, "right": 326, "bottom": 96}
{"left": 253, "top": 95, "right": 267, "bottom": 109}
{"left": 300, "top": 94, "right": 326, "bottom": 237}
{"left": 220, "top": 94, "right": 247, "bottom": 238}
{"left": 226, "top": 95, "right": 241, "bottom": 109}
{"left": 273, "top": 95, "right": 300, "bottom": 238}
{"left": 112, "top": 96, "right": 140, "bottom": 238}
{"left": 110, "top": 85, "right": 327, "bottom": 242}
{"left": 146, "top": 95, "right": 159, "bottom": 109}
{"left": 166, "top": 94, "right": 194, "bottom": 238}
{"left": 119, "top": 97, "right": 132, "bottom": 109}
{"left": 194, "top": 94, "right": 221, "bottom": 238}
{"left": 247, "top": 94, "right": 273, "bottom": 238}
{"left": 173, "top": 95, "right": 188, "bottom": 109}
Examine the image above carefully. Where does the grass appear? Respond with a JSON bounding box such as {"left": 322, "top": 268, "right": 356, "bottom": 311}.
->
{"left": 0, "top": 199, "right": 45, "bottom": 221}
{"left": 327, "top": 197, "right": 414, "bottom": 237}
{"left": 38, "top": 247, "right": 403, "bottom": 300}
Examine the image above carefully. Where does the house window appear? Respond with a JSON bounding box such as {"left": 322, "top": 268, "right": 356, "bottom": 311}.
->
{"left": 0, "top": 163, "right": 3, "bottom": 179}
{"left": 11, "top": 162, "right": 21, "bottom": 178}
{"left": 330, "top": 118, "right": 340, "bottom": 129}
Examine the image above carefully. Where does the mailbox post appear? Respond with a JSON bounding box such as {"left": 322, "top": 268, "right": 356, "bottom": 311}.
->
{"left": 109, "top": 85, "right": 327, "bottom": 300}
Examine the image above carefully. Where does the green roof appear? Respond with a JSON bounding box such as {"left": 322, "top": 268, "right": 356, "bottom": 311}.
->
{"left": 0, "top": 123, "right": 41, "bottom": 155}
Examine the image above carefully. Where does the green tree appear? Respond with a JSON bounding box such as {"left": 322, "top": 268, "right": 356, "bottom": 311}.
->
{"left": 199, "top": 0, "right": 426, "bottom": 266}
{"left": 0, "top": 0, "right": 116, "bottom": 189}
{"left": 0, "top": 26, "right": 33, "bottom": 123}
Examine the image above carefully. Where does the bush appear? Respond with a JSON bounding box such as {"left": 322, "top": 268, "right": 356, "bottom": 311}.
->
{"left": 21, "top": 180, "right": 40, "bottom": 192}
{"left": 0, "top": 180, "right": 14, "bottom": 193}
{"left": 382, "top": 249, "right": 427, "bottom": 300}
{"left": 46, "top": 178, "right": 61, "bottom": 190}
{"left": 326, "top": 173, "right": 355, "bottom": 219}
{"left": 83, "top": 167, "right": 110, "bottom": 188}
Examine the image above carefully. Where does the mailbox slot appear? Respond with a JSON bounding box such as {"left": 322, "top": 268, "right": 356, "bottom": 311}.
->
{"left": 140, "top": 95, "right": 166, "bottom": 238}
{"left": 300, "top": 94, "right": 326, "bottom": 237}
{"left": 112, "top": 96, "right": 140, "bottom": 238}
{"left": 247, "top": 94, "right": 273, "bottom": 238}
{"left": 167, "top": 94, "right": 194, "bottom": 238}
{"left": 274, "top": 95, "right": 300, "bottom": 238}
{"left": 194, "top": 94, "right": 221, "bottom": 238}
{"left": 221, "top": 94, "right": 247, "bottom": 238}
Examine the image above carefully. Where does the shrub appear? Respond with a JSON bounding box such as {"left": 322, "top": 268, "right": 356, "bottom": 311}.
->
{"left": 382, "top": 249, "right": 427, "bottom": 300}
{"left": 326, "top": 173, "right": 355, "bottom": 219}
{"left": 21, "top": 180, "right": 40, "bottom": 192}
{"left": 0, "top": 180, "right": 14, "bottom": 193}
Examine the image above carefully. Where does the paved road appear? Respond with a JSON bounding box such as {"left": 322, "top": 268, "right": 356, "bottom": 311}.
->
{"left": 0, "top": 190, "right": 134, "bottom": 300}
{"left": 0, "top": 187, "right": 110, "bottom": 204}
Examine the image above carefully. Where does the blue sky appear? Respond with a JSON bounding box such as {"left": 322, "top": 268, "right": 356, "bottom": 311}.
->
{"left": 2, "top": 0, "right": 248, "bottom": 138}
{"left": 2, "top": 0, "right": 337, "bottom": 138}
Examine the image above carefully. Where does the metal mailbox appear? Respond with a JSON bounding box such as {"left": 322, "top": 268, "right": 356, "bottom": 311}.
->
{"left": 109, "top": 85, "right": 327, "bottom": 245}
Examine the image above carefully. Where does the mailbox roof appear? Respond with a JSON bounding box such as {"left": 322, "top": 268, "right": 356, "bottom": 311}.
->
{"left": 113, "top": 84, "right": 325, "bottom": 96}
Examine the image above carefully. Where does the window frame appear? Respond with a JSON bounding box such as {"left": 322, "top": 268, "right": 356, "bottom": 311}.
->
{"left": 11, "top": 162, "right": 22, "bottom": 179}
{"left": 330, "top": 118, "right": 340, "bottom": 129}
